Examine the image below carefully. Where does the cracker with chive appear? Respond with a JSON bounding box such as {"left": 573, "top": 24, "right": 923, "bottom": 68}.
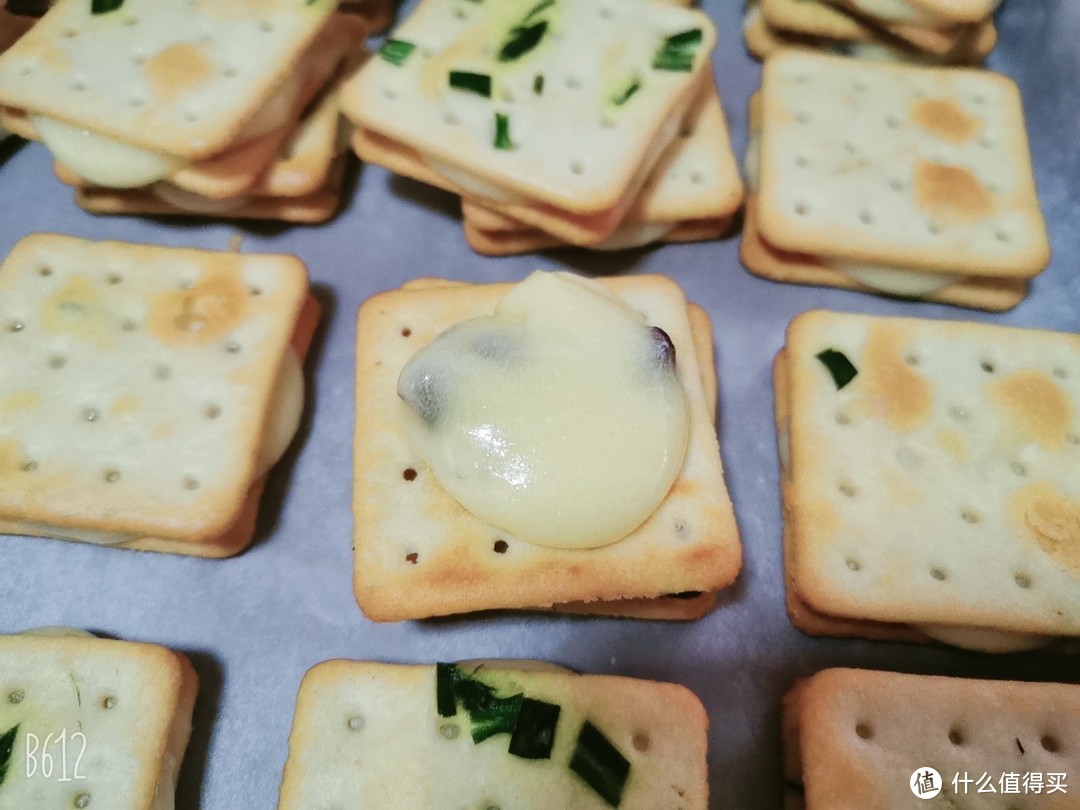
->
{"left": 776, "top": 310, "right": 1080, "bottom": 652}
{"left": 0, "top": 629, "right": 198, "bottom": 810}
{"left": 278, "top": 660, "right": 709, "bottom": 809}
{"left": 460, "top": 77, "right": 744, "bottom": 255}
{"left": 341, "top": 0, "right": 716, "bottom": 246}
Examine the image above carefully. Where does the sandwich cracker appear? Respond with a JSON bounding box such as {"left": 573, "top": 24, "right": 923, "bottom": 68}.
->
{"left": 354, "top": 276, "right": 740, "bottom": 621}
{"left": 278, "top": 660, "right": 709, "bottom": 809}
{"left": 0, "top": 234, "right": 317, "bottom": 556}
{"left": 778, "top": 311, "right": 1080, "bottom": 641}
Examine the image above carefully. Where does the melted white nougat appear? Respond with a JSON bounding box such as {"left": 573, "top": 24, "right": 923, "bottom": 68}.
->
{"left": 398, "top": 271, "right": 689, "bottom": 549}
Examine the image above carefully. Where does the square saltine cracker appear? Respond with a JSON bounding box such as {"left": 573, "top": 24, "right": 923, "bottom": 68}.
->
{"left": 341, "top": 0, "right": 715, "bottom": 228}
{"left": 777, "top": 310, "right": 1080, "bottom": 645}
{"left": 0, "top": 234, "right": 318, "bottom": 557}
{"left": 0, "top": 629, "right": 198, "bottom": 810}
{"left": 278, "top": 660, "right": 709, "bottom": 809}
{"left": 353, "top": 275, "right": 741, "bottom": 621}
{"left": 784, "top": 668, "right": 1080, "bottom": 809}
{"left": 753, "top": 52, "right": 1049, "bottom": 290}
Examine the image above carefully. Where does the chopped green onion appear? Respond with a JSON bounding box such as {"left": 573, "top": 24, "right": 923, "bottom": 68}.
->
{"left": 494, "top": 113, "right": 514, "bottom": 150}
{"left": 533, "top": 74, "right": 545, "bottom": 95}
{"left": 379, "top": 38, "right": 416, "bottom": 67}
{"left": 610, "top": 79, "right": 641, "bottom": 106}
{"left": 653, "top": 27, "right": 703, "bottom": 72}
{"left": 665, "top": 28, "right": 703, "bottom": 49}
{"left": 0, "top": 724, "right": 18, "bottom": 788}
{"left": 815, "top": 349, "right": 858, "bottom": 390}
{"left": 570, "top": 721, "right": 630, "bottom": 807}
{"left": 509, "top": 698, "right": 560, "bottom": 759}
{"left": 652, "top": 50, "right": 695, "bottom": 72}
{"left": 499, "top": 20, "right": 548, "bottom": 62}
{"left": 453, "top": 674, "right": 524, "bottom": 743}
{"left": 436, "top": 662, "right": 458, "bottom": 718}
{"left": 449, "top": 70, "right": 492, "bottom": 97}
{"left": 91, "top": 0, "right": 124, "bottom": 12}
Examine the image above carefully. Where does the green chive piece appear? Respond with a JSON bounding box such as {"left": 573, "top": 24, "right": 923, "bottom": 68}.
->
{"left": 533, "top": 74, "right": 545, "bottom": 95}
{"left": 494, "top": 113, "right": 514, "bottom": 150}
{"left": 91, "top": 0, "right": 124, "bottom": 13}
{"left": 508, "top": 698, "right": 560, "bottom": 759}
{"left": 436, "top": 663, "right": 459, "bottom": 718}
{"left": 611, "top": 79, "right": 641, "bottom": 106}
{"left": 499, "top": 20, "right": 548, "bottom": 62}
{"left": 379, "top": 38, "right": 416, "bottom": 67}
{"left": 665, "top": 28, "right": 703, "bottom": 49}
{"left": 815, "top": 349, "right": 858, "bottom": 390}
{"left": 652, "top": 50, "right": 695, "bottom": 72}
{"left": 449, "top": 70, "right": 492, "bottom": 97}
{"left": 0, "top": 724, "right": 19, "bottom": 788}
{"left": 453, "top": 675, "right": 523, "bottom": 743}
{"left": 653, "top": 27, "right": 703, "bottom": 72}
{"left": 570, "top": 721, "right": 630, "bottom": 807}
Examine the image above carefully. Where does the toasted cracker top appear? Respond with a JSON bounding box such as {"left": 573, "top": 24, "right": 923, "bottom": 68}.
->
{"left": 0, "top": 0, "right": 338, "bottom": 159}
{"left": 0, "top": 234, "right": 309, "bottom": 543}
{"left": 757, "top": 51, "right": 1049, "bottom": 277}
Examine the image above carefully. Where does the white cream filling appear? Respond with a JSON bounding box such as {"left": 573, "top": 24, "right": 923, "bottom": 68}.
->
{"left": 425, "top": 158, "right": 530, "bottom": 204}
{"left": 915, "top": 624, "right": 1057, "bottom": 654}
{"left": 151, "top": 182, "right": 252, "bottom": 215}
{"left": 256, "top": 348, "right": 305, "bottom": 476}
{"left": 833, "top": 262, "right": 967, "bottom": 297}
{"left": 743, "top": 130, "right": 761, "bottom": 194}
{"left": 29, "top": 77, "right": 300, "bottom": 190}
{"left": 31, "top": 114, "right": 186, "bottom": 188}
{"left": 592, "top": 222, "right": 675, "bottom": 251}
{"left": 399, "top": 271, "right": 690, "bottom": 550}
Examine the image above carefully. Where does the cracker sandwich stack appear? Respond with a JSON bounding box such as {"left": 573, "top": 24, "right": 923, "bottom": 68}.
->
{"left": 0, "top": 0, "right": 372, "bottom": 222}
{"left": 341, "top": 0, "right": 744, "bottom": 255}
{"left": 0, "top": 628, "right": 199, "bottom": 810}
{"left": 0, "top": 234, "right": 320, "bottom": 557}
{"left": 777, "top": 311, "right": 1080, "bottom": 653}
{"left": 354, "top": 272, "right": 742, "bottom": 621}
{"left": 785, "top": 669, "right": 1080, "bottom": 808}
{"left": 744, "top": 0, "right": 1001, "bottom": 64}
{"left": 742, "top": 50, "right": 1050, "bottom": 311}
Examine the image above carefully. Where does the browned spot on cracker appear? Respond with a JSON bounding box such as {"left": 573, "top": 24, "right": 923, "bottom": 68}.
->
{"left": 1011, "top": 482, "right": 1080, "bottom": 574}
{"left": 40, "top": 276, "right": 113, "bottom": 348}
{"left": 911, "top": 98, "right": 981, "bottom": 144}
{"left": 0, "top": 439, "right": 23, "bottom": 476}
{"left": 856, "top": 324, "right": 933, "bottom": 434}
{"left": 110, "top": 393, "right": 141, "bottom": 417}
{"left": 144, "top": 43, "right": 215, "bottom": 103}
{"left": 937, "top": 428, "right": 967, "bottom": 462}
{"left": 913, "top": 161, "right": 995, "bottom": 223}
{"left": 148, "top": 269, "right": 249, "bottom": 346}
{"left": 989, "top": 370, "right": 1072, "bottom": 450}
{"left": 0, "top": 391, "right": 41, "bottom": 414}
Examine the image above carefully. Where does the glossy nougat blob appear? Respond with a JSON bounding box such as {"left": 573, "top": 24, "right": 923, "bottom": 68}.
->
{"left": 398, "top": 272, "right": 689, "bottom": 549}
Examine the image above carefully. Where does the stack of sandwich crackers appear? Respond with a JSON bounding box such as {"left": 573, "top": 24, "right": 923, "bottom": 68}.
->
{"left": 744, "top": 0, "right": 1000, "bottom": 64}
{"left": 341, "top": 0, "right": 744, "bottom": 255}
{"left": 0, "top": 0, "right": 390, "bottom": 222}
